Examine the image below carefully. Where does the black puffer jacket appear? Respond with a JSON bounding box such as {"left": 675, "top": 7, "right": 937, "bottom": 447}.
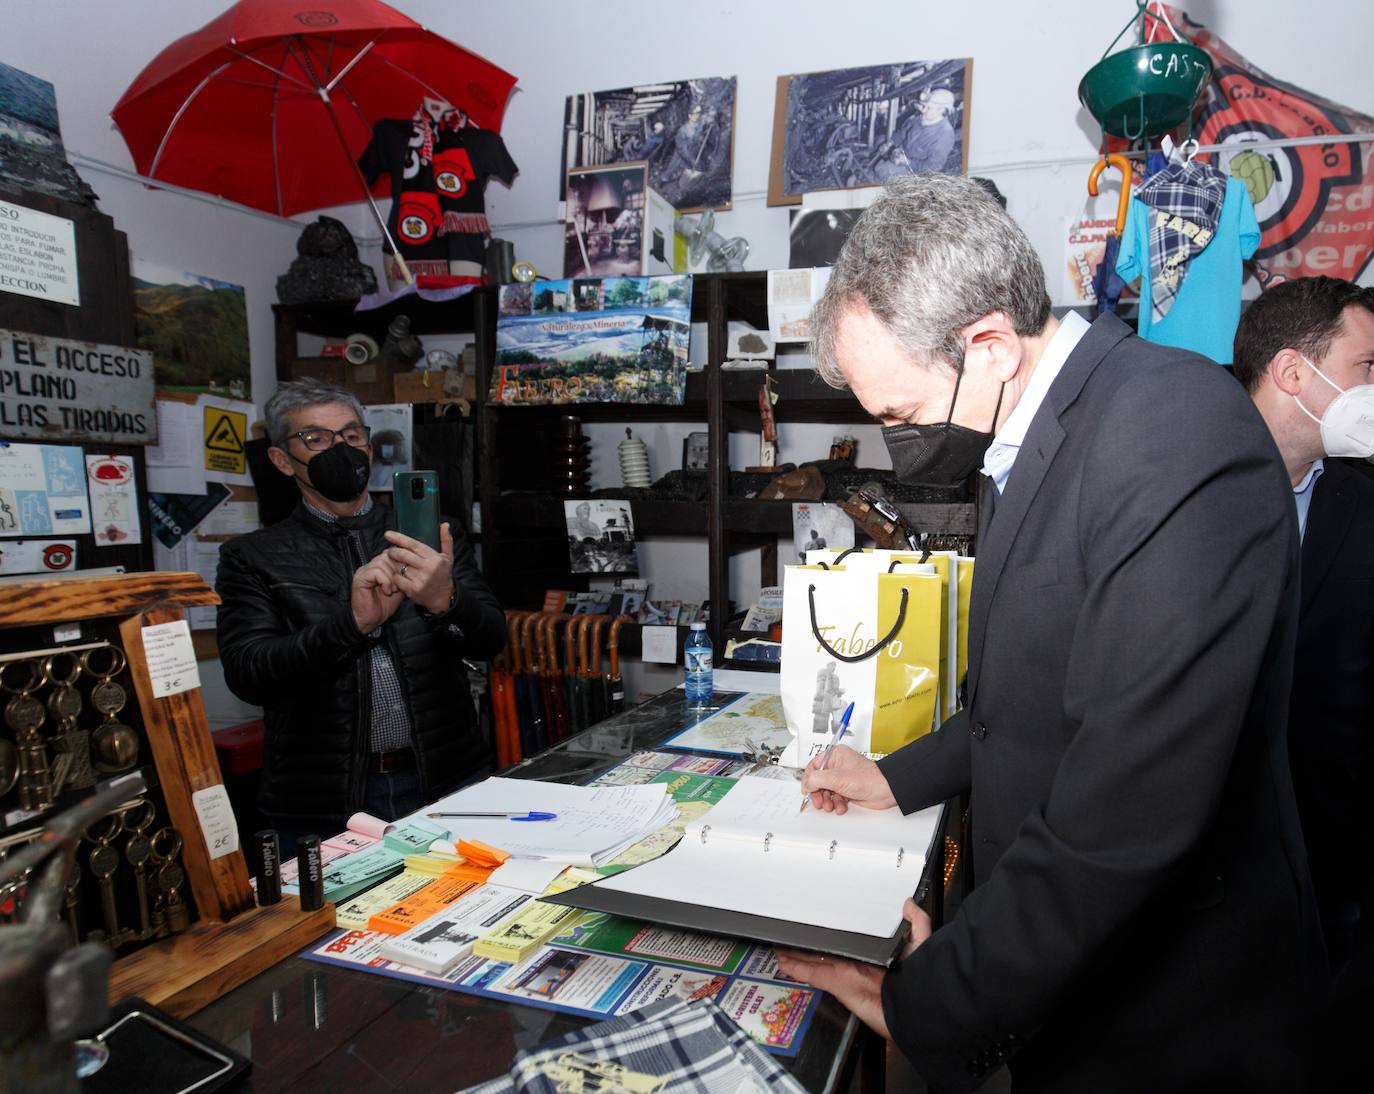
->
{"left": 216, "top": 500, "right": 505, "bottom": 828}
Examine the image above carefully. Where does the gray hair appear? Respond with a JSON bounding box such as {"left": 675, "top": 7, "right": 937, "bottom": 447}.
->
{"left": 264, "top": 379, "right": 366, "bottom": 446}
{"left": 812, "top": 174, "right": 1051, "bottom": 386}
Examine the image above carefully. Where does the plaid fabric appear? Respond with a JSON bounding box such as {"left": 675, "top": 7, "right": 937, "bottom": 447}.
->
{"left": 1136, "top": 159, "right": 1228, "bottom": 323}
{"left": 460, "top": 999, "right": 807, "bottom": 1094}
{"left": 304, "top": 498, "right": 415, "bottom": 753}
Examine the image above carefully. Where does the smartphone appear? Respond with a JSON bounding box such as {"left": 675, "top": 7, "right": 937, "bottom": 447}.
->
{"left": 393, "top": 471, "right": 441, "bottom": 551}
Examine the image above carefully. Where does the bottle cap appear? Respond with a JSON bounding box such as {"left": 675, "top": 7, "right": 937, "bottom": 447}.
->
{"left": 690, "top": 622, "right": 706, "bottom": 631}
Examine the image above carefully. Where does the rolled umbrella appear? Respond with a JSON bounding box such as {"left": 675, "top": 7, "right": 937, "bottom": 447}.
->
{"left": 506, "top": 611, "right": 536, "bottom": 760}
{"left": 563, "top": 615, "right": 585, "bottom": 736}
{"left": 521, "top": 613, "right": 549, "bottom": 753}
{"left": 111, "top": 0, "right": 517, "bottom": 283}
{"left": 606, "top": 615, "right": 633, "bottom": 716}
{"left": 541, "top": 614, "right": 571, "bottom": 744}
{"left": 577, "top": 616, "right": 596, "bottom": 732}
{"left": 586, "top": 615, "right": 609, "bottom": 726}
{"left": 492, "top": 640, "right": 520, "bottom": 768}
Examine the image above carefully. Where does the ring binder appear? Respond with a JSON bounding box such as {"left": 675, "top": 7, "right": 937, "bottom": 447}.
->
{"left": 548, "top": 779, "right": 944, "bottom": 960}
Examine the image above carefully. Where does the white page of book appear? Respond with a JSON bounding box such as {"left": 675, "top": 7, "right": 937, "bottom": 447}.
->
{"left": 593, "top": 776, "right": 942, "bottom": 937}
{"left": 411, "top": 779, "right": 675, "bottom": 865}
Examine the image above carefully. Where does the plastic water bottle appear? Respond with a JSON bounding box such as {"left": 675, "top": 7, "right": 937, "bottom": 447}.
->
{"left": 684, "top": 622, "right": 714, "bottom": 707}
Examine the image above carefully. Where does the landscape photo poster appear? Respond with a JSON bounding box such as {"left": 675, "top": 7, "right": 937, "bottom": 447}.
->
{"left": 491, "top": 274, "right": 692, "bottom": 406}
{"left": 133, "top": 261, "right": 251, "bottom": 399}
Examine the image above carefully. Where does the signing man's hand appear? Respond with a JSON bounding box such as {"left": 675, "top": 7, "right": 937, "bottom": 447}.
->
{"left": 801, "top": 744, "right": 898, "bottom": 815}
{"left": 383, "top": 522, "right": 456, "bottom": 615}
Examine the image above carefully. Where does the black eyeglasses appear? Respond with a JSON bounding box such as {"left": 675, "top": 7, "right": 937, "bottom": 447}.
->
{"left": 288, "top": 425, "right": 372, "bottom": 452}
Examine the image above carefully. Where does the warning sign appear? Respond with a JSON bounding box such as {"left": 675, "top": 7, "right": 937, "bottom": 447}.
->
{"left": 204, "top": 406, "right": 247, "bottom": 475}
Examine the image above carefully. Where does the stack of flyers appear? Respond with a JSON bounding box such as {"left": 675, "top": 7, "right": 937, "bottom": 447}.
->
{"left": 377, "top": 884, "right": 532, "bottom": 975}
{"left": 472, "top": 900, "right": 583, "bottom": 963}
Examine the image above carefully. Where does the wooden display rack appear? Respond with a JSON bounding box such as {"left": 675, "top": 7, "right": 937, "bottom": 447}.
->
{"left": 0, "top": 570, "right": 335, "bottom": 1017}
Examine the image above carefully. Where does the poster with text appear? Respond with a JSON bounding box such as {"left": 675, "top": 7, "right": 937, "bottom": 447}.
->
{"left": 0, "top": 443, "right": 90, "bottom": 537}
{"left": 85, "top": 454, "right": 142, "bottom": 545}
{"left": 0, "top": 538, "right": 76, "bottom": 574}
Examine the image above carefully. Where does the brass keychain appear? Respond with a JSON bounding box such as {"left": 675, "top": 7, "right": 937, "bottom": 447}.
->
{"left": 63, "top": 858, "right": 83, "bottom": 945}
{"left": 151, "top": 827, "right": 189, "bottom": 935}
{"left": 43, "top": 652, "right": 95, "bottom": 792}
{"left": 122, "top": 799, "right": 157, "bottom": 940}
{"left": 1, "top": 659, "right": 54, "bottom": 811}
{"left": 84, "top": 812, "right": 127, "bottom": 945}
{"left": 81, "top": 645, "right": 140, "bottom": 774}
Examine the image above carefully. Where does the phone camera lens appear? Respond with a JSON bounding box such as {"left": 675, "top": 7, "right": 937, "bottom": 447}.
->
{"left": 411, "top": 479, "right": 425, "bottom": 500}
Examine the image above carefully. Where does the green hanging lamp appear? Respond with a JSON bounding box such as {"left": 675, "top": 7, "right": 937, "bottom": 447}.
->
{"left": 1078, "top": 1, "right": 1212, "bottom": 140}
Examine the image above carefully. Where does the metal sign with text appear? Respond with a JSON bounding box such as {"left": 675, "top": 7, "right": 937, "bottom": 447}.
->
{"left": 0, "top": 328, "right": 157, "bottom": 445}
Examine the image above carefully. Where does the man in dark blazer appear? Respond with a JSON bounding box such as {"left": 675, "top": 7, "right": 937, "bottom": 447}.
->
{"left": 1234, "top": 277, "right": 1374, "bottom": 977}
{"left": 779, "top": 175, "right": 1324, "bottom": 1092}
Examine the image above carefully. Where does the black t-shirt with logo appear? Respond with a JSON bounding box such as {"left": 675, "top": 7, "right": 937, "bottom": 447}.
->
{"left": 358, "top": 118, "right": 518, "bottom": 264}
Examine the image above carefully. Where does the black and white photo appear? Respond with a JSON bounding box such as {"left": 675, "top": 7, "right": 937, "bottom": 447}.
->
{"left": 769, "top": 59, "right": 971, "bottom": 205}
{"left": 565, "top": 498, "right": 639, "bottom": 575}
{"left": 560, "top": 76, "right": 737, "bottom": 212}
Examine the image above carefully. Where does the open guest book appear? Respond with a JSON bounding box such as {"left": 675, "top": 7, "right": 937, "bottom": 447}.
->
{"left": 546, "top": 776, "right": 943, "bottom": 964}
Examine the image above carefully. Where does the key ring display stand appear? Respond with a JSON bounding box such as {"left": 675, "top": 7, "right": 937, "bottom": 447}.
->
{"left": 0, "top": 571, "right": 336, "bottom": 1018}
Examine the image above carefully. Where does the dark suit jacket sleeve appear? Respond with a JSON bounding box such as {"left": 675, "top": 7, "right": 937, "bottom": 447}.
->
{"left": 881, "top": 366, "right": 1298, "bottom": 1089}
{"left": 878, "top": 708, "right": 971, "bottom": 813}
{"left": 215, "top": 538, "right": 372, "bottom": 707}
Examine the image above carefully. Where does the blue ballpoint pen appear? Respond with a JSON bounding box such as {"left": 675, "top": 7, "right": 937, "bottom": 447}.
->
{"left": 801, "top": 700, "right": 856, "bottom": 813}
{"left": 425, "top": 811, "right": 558, "bottom": 822}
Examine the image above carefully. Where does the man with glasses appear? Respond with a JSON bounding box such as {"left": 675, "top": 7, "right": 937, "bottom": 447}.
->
{"left": 216, "top": 380, "right": 505, "bottom": 850}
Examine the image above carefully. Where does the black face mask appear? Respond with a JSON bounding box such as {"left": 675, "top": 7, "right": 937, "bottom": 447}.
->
{"left": 292, "top": 442, "right": 371, "bottom": 503}
{"left": 881, "top": 369, "right": 1003, "bottom": 488}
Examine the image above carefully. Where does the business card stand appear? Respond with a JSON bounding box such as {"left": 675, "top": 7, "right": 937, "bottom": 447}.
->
{"left": 0, "top": 571, "right": 335, "bottom": 1017}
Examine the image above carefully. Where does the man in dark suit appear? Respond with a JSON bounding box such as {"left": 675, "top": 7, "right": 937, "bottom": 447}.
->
{"left": 1234, "top": 277, "right": 1374, "bottom": 977}
{"left": 778, "top": 175, "right": 1323, "bottom": 1092}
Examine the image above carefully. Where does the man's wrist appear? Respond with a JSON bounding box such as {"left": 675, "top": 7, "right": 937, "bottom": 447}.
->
{"left": 418, "top": 583, "right": 458, "bottom": 619}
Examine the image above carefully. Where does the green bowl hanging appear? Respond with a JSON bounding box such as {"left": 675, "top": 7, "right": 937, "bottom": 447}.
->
{"left": 1078, "top": 42, "right": 1212, "bottom": 139}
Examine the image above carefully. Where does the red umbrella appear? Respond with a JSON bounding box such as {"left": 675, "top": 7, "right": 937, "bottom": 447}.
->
{"left": 111, "top": 0, "right": 516, "bottom": 278}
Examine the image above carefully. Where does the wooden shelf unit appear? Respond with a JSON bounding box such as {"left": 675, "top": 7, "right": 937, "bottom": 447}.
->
{"left": 275, "top": 272, "right": 977, "bottom": 655}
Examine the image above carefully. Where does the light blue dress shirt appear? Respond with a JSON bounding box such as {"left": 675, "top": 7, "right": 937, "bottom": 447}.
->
{"left": 1293, "top": 458, "right": 1324, "bottom": 542}
{"left": 981, "top": 312, "right": 1091, "bottom": 495}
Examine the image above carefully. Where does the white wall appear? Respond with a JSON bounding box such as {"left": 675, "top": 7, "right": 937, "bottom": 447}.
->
{"left": 10, "top": 0, "right": 1374, "bottom": 707}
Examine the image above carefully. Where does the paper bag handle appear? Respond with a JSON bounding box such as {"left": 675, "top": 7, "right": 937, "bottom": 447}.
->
{"left": 808, "top": 584, "right": 909, "bottom": 663}
{"left": 887, "top": 550, "right": 932, "bottom": 572}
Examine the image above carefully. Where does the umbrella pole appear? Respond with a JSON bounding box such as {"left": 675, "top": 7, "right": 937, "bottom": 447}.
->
{"left": 318, "top": 92, "right": 414, "bottom": 284}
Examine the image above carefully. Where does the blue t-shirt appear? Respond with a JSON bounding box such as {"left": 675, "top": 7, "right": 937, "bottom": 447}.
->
{"left": 1116, "top": 176, "right": 1260, "bottom": 364}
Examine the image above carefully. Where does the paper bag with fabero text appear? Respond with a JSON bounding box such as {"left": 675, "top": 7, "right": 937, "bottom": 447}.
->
{"left": 780, "top": 564, "right": 942, "bottom": 762}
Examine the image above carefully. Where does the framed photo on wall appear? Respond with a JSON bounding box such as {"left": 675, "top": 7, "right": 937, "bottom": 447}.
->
{"left": 682, "top": 431, "right": 710, "bottom": 470}
{"left": 560, "top": 76, "right": 738, "bottom": 213}
{"left": 768, "top": 58, "right": 973, "bottom": 206}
